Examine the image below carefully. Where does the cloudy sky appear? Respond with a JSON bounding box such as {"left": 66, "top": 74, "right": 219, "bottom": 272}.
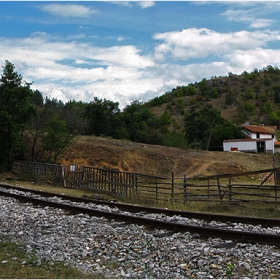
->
{"left": 1, "top": 1, "right": 280, "bottom": 108}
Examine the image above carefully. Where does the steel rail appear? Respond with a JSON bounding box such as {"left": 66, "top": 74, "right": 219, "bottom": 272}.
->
{"left": 1, "top": 183, "right": 280, "bottom": 227}
{"left": 1, "top": 188, "right": 280, "bottom": 245}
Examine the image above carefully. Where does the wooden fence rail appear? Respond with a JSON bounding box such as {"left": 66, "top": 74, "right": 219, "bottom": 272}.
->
{"left": 12, "top": 161, "right": 280, "bottom": 208}
{"left": 12, "top": 161, "right": 65, "bottom": 186}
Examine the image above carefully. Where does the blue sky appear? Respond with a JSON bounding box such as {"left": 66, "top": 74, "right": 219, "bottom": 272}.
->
{"left": 1, "top": 1, "right": 280, "bottom": 108}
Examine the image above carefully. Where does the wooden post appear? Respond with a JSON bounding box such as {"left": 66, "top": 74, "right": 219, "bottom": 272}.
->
{"left": 275, "top": 183, "right": 278, "bottom": 209}
{"left": 109, "top": 170, "right": 112, "bottom": 192}
{"left": 128, "top": 174, "right": 131, "bottom": 198}
{"left": 116, "top": 172, "right": 120, "bottom": 194}
{"left": 183, "top": 175, "right": 187, "bottom": 205}
{"left": 103, "top": 170, "right": 105, "bottom": 190}
{"left": 104, "top": 170, "right": 107, "bottom": 191}
{"left": 207, "top": 177, "right": 210, "bottom": 203}
{"left": 273, "top": 154, "right": 276, "bottom": 181}
{"left": 217, "top": 178, "right": 222, "bottom": 201}
{"left": 135, "top": 175, "right": 138, "bottom": 191}
{"left": 155, "top": 179, "right": 158, "bottom": 203}
{"left": 78, "top": 167, "right": 84, "bottom": 189}
{"left": 171, "top": 172, "right": 174, "bottom": 200}
{"left": 97, "top": 168, "right": 100, "bottom": 188}
{"left": 228, "top": 177, "right": 232, "bottom": 202}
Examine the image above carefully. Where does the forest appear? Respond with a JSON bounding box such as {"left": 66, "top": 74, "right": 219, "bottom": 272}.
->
{"left": 1, "top": 60, "right": 280, "bottom": 170}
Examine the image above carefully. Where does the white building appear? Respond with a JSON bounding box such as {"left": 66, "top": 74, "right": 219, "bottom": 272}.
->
{"left": 223, "top": 124, "right": 277, "bottom": 153}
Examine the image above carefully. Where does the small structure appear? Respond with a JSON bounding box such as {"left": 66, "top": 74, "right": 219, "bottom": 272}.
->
{"left": 223, "top": 124, "right": 277, "bottom": 153}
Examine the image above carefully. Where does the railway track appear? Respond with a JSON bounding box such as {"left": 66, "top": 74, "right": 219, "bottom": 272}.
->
{"left": 1, "top": 183, "right": 280, "bottom": 245}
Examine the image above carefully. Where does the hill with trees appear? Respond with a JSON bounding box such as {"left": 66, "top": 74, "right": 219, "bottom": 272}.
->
{"left": 148, "top": 66, "right": 280, "bottom": 127}
{"left": 146, "top": 65, "right": 280, "bottom": 149}
{"left": 1, "top": 60, "right": 280, "bottom": 170}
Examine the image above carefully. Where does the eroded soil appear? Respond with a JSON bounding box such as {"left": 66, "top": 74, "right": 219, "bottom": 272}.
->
{"left": 59, "top": 136, "right": 275, "bottom": 178}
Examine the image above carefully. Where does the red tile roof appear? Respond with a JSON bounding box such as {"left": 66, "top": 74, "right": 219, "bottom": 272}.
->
{"left": 242, "top": 125, "right": 276, "bottom": 134}
{"left": 224, "top": 138, "right": 273, "bottom": 143}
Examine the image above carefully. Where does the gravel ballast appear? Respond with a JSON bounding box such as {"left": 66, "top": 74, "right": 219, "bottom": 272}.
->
{"left": 1, "top": 195, "right": 280, "bottom": 279}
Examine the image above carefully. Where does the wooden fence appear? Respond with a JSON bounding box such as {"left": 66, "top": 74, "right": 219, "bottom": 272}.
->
{"left": 75, "top": 167, "right": 280, "bottom": 207}
{"left": 12, "top": 161, "right": 280, "bottom": 208}
{"left": 65, "top": 165, "right": 166, "bottom": 199}
{"left": 174, "top": 168, "right": 280, "bottom": 206}
{"left": 12, "top": 161, "right": 65, "bottom": 186}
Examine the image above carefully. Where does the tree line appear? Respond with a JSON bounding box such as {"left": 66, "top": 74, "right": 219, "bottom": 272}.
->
{"left": 0, "top": 60, "right": 242, "bottom": 170}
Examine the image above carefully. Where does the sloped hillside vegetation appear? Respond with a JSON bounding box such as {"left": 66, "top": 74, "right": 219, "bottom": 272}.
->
{"left": 145, "top": 65, "right": 280, "bottom": 149}
{"left": 148, "top": 65, "right": 280, "bottom": 125}
{"left": 1, "top": 61, "right": 280, "bottom": 171}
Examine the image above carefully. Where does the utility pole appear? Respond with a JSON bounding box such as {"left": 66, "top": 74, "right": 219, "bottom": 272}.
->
{"left": 206, "top": 121, "right": 215, "bottom": 151}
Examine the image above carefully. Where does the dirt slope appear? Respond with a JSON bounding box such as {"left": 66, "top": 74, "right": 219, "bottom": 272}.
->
{"left": 59, "top": 136, "right": 275, "bottom": 178}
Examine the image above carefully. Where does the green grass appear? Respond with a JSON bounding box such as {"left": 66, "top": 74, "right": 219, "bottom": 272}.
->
{"left": 0, "top": 236, "right": 99, "bottom": 279}
{"left": 7, "top": 178, "right": 280, "bottom": 218}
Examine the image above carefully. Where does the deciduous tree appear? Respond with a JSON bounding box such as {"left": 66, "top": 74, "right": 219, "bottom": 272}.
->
{"left": 41, "top": 117, "right": 74, "bottom": 164}
{"left": 185, "top": 107, "right": 241, "bottom": 150}
{"left": 84, "top": 97, "right": 121, "bottom": 138}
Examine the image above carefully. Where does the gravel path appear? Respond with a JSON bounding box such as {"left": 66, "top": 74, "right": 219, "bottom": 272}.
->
{"left": 1, "top": 195, "right": 280, "bottom": 279}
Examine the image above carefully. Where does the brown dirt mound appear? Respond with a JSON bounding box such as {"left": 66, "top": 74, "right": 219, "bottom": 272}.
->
{"left": 59, "top": 136, "right": 275, "bottom": 178}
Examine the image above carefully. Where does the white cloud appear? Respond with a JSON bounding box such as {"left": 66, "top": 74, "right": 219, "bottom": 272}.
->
{"left": 0, "top": 34, "right": 155, "bottom": 107}
{"left": 222, "top": 9, "right": 275, "bottom": 28}
{"left": 111, "top": 1, "right": 155, "bottom": 9}
{"left": 107, "top": 36, "right": 130, "bottom": 42}
{"left": 221, "top": 4, "right": 278, "bottom": 28}
{"left": 65, "top": 33, "right": 86, "bottom": 40}
{"left": 226, "top": 48, "right": 280, "bottom": 73}
{"left": 222, "top": 9, "right": 254, "bottom": 23}
{"left": 111, "top": 2, "right": 133, "bottom": 8}
{"left": 137, "top": 1, "right": 155, "bottom": 9}
{"left": 1, "top": 27, "right": 280, "bottom": 109}
{"left": 39, "top": 4, "right": 98, "bottom": 18}
{"left": 250, "top": 19, "right": 275, "bottom": 28}
{"left": 153, "top": 28, "right": 280, "bottom": 61}
{"left": 92, "top": 45, "right": 154, "bottom": 68}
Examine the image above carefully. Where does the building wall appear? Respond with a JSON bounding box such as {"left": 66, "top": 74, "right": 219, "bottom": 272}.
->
{"left": 223, "top": 139, "right": 274, "bottom": 153}
{"left": 265, "top": 140, "right": 274, "bottom": 152}
{"left": 241, "top": 129, "right": 274, "bottom": 140}
{"left": 223, "top": 140, "right": 257, "bottom": 152}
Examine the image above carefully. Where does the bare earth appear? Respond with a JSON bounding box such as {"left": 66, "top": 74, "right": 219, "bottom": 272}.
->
{"left": 59, "top": 136, "right": 275, "bottom": 178}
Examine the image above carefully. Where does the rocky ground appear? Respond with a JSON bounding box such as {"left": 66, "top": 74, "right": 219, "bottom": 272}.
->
{"left": 1, "top": 138, "right": 280, "bottom": 279}
{"left": 59, "top": 136, "right": 276, "bottom": 178}
{"left": 1, "top": 192, "right": 280, "bottom": 279}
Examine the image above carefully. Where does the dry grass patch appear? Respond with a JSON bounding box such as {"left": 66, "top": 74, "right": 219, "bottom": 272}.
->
{"left": 0, "top": 237, "right": 97, "bottom": 279}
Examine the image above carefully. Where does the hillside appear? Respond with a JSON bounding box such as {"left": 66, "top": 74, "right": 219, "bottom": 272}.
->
{"left": 59, "top": 135, "right": 275, "bottom": 178}
{"left": 42, "top": 66, "right": 280, "bottom": 179}
{"left": 147, "top": 65, "right": 280, "bottom": 133}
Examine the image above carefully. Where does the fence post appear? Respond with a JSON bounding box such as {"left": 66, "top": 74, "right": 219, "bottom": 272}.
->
{"left": 155, "top": 179, "right": 158, "bottom": 203}
{"left": 275, "top": 183, "right": 278, "bottom": 210}
{"left": 217, "top": 178, "right": 222, "bottom": 201}
{"left": 183, "top": 175, "right": 187, "bottom": 204}
{"left": 273, "top": 157, "right": 278, "bottom": 209}
{"left": 79, "top": 167, "right": 84, "bottom": 189}
{"left": 135, "top": 175, "right": 138, "bottom": 191}
{"left": 171, "top": 172, "right": 174, "bottom": 200}
{"left": 228, "top": 177, "right": 232, "bottom": 202}
{"left": 273, "top": 155, "right": 277, "bottom": 182}
{"left": 207, "top": 177, "right": 210, "bottom": 203}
